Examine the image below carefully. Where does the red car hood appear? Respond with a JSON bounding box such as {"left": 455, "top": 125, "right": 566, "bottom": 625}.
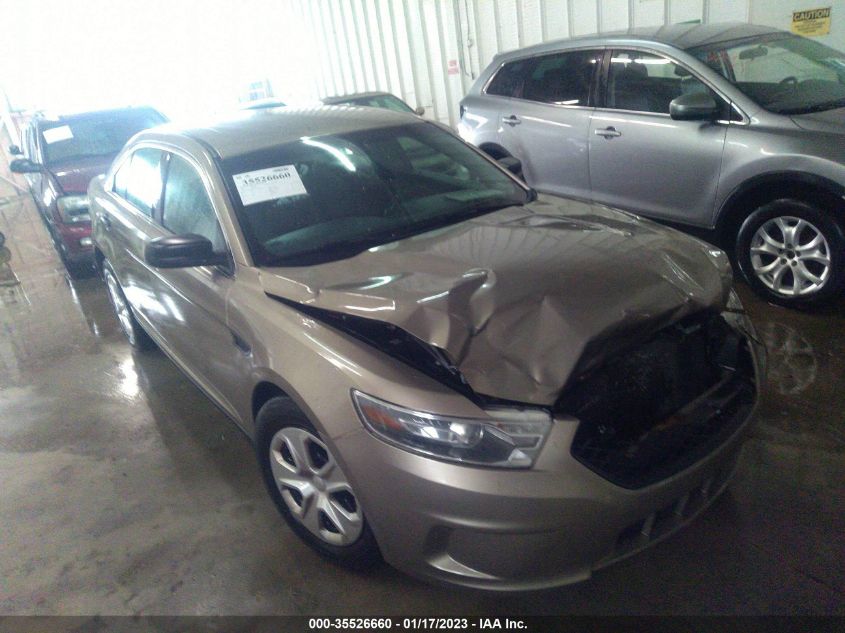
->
{"left": 51, "top": 155, "right": 115, "bottom": 195}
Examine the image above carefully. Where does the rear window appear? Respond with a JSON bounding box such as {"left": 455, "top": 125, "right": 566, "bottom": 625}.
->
{"left": 486, "top": 50, "right": 600, "bottom": 105}
{"left": 486, "top": 58, "right": 533, "bottom": 98}
{"left": 339, "top": 95, "right": 414, "bottom": 113}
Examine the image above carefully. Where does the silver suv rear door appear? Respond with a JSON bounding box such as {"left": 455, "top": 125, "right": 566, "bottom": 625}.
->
{"left": 496, "top": 49, "right": 602, "bottom": 201}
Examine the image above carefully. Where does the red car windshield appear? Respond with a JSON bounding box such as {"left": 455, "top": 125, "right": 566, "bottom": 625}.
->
{"left": 40, "top": 110, "right": 165, "bottom": 166}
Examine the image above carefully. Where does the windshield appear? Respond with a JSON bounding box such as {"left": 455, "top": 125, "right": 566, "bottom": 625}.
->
{"left": 221, "top": 123, "right": 529, "bottom": 266}
{"left": 40, "top": 109, "right": 165, "bottom": 165}
{"left": 690, "top": 33, "right": 845, "bottom": 114}
{"left": 339, "top": 94, "right": 415, "bottom": 113}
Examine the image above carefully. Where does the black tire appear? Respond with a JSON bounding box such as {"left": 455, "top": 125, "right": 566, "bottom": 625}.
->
{"left": 255, "top": 396, "right": 381, "bottom": 568}
{"left": 63, "top": 256, "right": 96, "bottom": 279}
{"left": 102, "top": 261, "right": 155, "bottom": 350}
{"left": 736, "top": 199, "right": 845, "bottom": 307}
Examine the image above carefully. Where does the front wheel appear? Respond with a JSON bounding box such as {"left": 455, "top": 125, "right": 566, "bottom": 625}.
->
{"left": 103, "top": 262, "right": 155, "bottom": 350}
{"left": 736, "top": 199, "right": 845, "bottom": 307}
{"left": 255, "top": 397, "right": 381, "bottom": 568}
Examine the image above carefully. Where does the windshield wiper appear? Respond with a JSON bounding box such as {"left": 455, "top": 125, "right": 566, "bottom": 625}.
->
{"left": 268, "top": 198, "right": 526, "bottom": 267}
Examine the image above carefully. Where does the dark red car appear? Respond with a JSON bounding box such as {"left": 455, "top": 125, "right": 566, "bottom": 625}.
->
{"left": 9, "top": 107, "right": 166, "bottom": 274}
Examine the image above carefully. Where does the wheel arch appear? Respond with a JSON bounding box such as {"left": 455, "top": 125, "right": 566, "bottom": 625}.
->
{"left": 93, "top": 245, "right": 105, "bottom": 273}
{"left": 477, "top": 143, "right": 512, "bottom": 160}
{"left": 249, "top": 374, "right": 328, "bottom": 442}
{"left": 715, "top": 172, "right": 845, "bottom": 244}
{"left": 251, "top": 380, "right": 292, "bottom": 425}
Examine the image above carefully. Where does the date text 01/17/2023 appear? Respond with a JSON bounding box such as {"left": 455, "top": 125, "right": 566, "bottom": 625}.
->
{"left": 307, "top": 618, "right": 530, "bottom": 630}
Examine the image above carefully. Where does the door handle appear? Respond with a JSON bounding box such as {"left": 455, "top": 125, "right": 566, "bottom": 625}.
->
{"left": 502, "top": 115, "right": 521, "bottom": 126}
{"left": 100, "top": 214, "right": 112, "bottom": 231}
{"left": 595, "top": 126, "right": 622, "bottom": 138}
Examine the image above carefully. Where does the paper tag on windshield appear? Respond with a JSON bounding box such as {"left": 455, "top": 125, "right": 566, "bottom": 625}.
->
{"left": 43, "top": 125, "right": 73, "bottom": 144}
{"left": 233, "top": 165, "right": 307, "bottom": 206}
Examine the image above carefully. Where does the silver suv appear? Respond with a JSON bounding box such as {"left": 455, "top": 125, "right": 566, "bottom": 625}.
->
{"left": 459, "top": 22, "right": 845, "bottom": 307}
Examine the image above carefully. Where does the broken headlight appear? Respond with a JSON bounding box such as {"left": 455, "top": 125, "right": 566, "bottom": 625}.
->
{"left": 352, "top": 390, "right": 551, "bottom": 468}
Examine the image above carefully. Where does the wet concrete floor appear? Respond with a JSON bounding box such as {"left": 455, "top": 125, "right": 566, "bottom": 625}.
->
{"left": 0, "top": 151, "right": 842, "bottom": 616}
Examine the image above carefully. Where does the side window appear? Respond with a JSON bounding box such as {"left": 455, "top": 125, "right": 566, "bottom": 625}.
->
{"left": 162, "top": 154, "right": 226, "bottom": 252}
{"left": 124, "top": 148, "right": 163, "bottom": 216}
{"left": 606, "top": 50, "right": 713, "bottom": 115}
{"left": 25, "top": 126, "right": 37, "bottom": 161}
{"left": 112, "top": 156, "right": 131, "bottom": 199}
{"left": 521, "top": 50, "right": 600, "bottom": 105}
{"left": 486, "top": 58, "right": 533, "bottom": 98}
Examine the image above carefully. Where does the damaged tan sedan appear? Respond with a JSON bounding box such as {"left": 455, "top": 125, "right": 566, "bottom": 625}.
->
{"left": 89, "top": 107, "right": 763, "bottom": 590}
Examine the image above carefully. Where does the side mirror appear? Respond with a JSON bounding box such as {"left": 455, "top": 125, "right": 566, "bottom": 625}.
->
{"left": 8, "top": 144, "right": 22, "bottom": 155}
{"left": 145, "top": 234, "right": 228, "bottom": 269}
{"left": 497, "top": 155, "right": 523, "bottom": 177}
{"left": 670, "top": 92, "right": 720, "bottom": 121}
{"left": 414, "top": 106, "right": 425, "bottom": 116}
{"left": 9, "top": 158, "right": 41, "bottom": 173}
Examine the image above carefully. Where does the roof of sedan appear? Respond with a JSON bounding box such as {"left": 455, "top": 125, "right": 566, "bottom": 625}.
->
{"left": 143, "top": 106, "right": 419, "bottom": 159}
{"left": 496, "top": 22, "right": 783, "bottom": 61}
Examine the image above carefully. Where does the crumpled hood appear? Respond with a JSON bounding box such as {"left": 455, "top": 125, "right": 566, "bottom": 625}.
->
{"left": 260, "top": 197, "right": 733, "bottom": 405}
{"left": 51, "top": 155, "right": 115, "bottom": 195}
{"left": 791, "top": 106, "right": 845, "bottom": 133}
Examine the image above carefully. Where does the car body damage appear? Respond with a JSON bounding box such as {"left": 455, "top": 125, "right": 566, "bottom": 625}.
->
{"left": 259, "top": 196, "right": 734, "bottom": 405}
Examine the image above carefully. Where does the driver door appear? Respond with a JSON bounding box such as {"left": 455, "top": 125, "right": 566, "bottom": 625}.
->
{"left": 147, "top": 151, "right": 242, "bottom": 420}
{"left": 588, "top": 49, "right": 729, "bottom": 226}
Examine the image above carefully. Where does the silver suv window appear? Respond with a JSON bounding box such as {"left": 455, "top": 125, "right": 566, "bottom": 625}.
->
{"left": 689, "top": 33, "right": 845, "bottom": 114}
{"left": 606, "top": 50, "right": 710, "bottom": 115}
{"left": 487, "top": 50, "right": 600, "bottom": 105}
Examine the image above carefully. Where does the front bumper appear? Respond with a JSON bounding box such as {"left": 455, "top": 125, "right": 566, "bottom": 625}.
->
{"left": 336, "top": 411, "right": 750, "bottom": 590}
{"left": 56, "top": 222, "right": 94, "bottom": 262}
{"left": 334, "top": 324, "right": 760, "bottom": 592}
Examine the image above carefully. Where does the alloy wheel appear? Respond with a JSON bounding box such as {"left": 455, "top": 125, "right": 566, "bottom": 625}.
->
{"left": 269, "top": 427, "right": 363, "bottom": 546}
{"left": 750, "top": 215, "right": 831, "bottom": 297}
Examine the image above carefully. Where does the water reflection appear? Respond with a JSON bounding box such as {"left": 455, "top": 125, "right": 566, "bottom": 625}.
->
{"left": 760, "top": 321, "right": 817, "bottom": 396}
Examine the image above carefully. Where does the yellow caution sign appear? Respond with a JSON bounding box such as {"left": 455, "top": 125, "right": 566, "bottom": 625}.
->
{"left": 791, "top": 7, "right": 832, "bottom": 36}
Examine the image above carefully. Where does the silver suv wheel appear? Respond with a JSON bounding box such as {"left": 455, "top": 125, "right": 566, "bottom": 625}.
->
{"left": 750, "top": 215, "right": 831, "bottom": 297}
{"left": 269, "top": 427, "right": 363, "bottom": 546}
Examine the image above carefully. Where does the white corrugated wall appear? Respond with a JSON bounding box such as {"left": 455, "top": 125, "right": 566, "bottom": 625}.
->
{"left": 276, "top": 0, "right": 845, "bottom": 127}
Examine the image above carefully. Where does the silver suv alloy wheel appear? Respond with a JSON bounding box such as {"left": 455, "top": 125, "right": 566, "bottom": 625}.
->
{"left": 750, "top": 215, "right": 832, "bottom": 297}
{"left": 269, "top": 427, "right": 364, "bottom": 546}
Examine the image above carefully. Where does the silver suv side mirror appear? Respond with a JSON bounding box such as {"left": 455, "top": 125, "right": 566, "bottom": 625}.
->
{"left": 670, "top": 92, "right": 720, "bottom": 121}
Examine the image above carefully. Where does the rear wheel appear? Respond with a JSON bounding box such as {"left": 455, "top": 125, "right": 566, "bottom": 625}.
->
{"left": 255, "top": 397, "right": 380, "bottom": 567}
{"left": 736, "top": 199, "right": 845, "bottom": 307}
{"left": 103, "top": 261, "right": 155, "bottom": 350}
